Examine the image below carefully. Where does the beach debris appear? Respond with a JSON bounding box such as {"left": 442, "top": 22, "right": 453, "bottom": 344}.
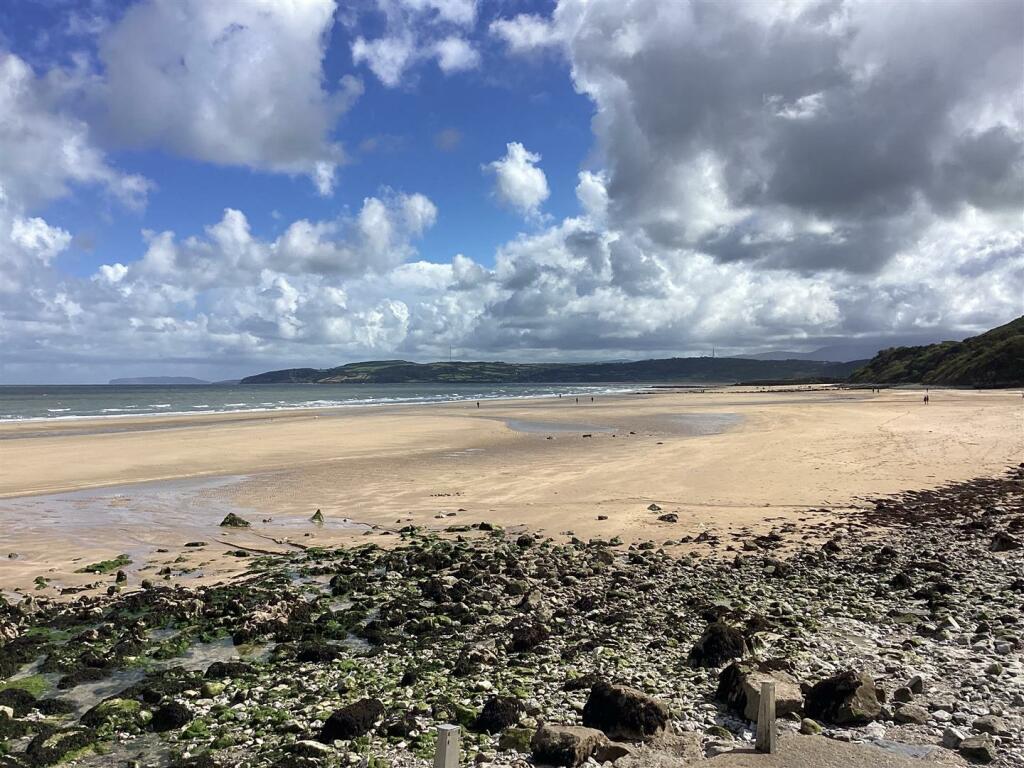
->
{"left": 310, "top": 508, "right": 324, "bottom": 524}
{"left": 219, "top": 512, "right": 250, "bottom": 528}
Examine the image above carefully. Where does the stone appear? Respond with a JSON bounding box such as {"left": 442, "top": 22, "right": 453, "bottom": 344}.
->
{"left": 959, "top": 733, "right": 997, "bottom": 763}
{"left": 289, "top": 740, "right": 334, "bottom": 758}
{"left": 990, "top": 531, "right": 1021, "bottom": 552}
{"left": 152, "top": 701, "right": 193, "bottom": 732}
{"left": 799, "top": 718, "right": 822, "bottom": 735}
{"left": 81, "top": 698, "right": 146, "bottom": 730}
{"left": 310, "top": 509, "right": 324, "bottom": 524}
{"left": 581, "top": 681, "right": 670, "bottom": 741}
{"left": 497, "top": 726, "right": 533, "bottom": 752}
{"left": 474, "top": 696, "right": 523, "bottom": 734}
{"left": 907, "top": 674, "right": 925, "bottom": 694}
{"left": 804, "top": 670, "right": 882, "bottom": 725}
{"left": 687, "top": 621, "right": 749, "bottom": 668}
{"left": 319, "top": 698, "right": 384, "bottom": 742}
{"left": 894, "top": 704, "right": 930, "bottom": 724}
{"left": 219, "top": 513, "right": 251, "bottom": 528}
{"left": 972, "top": 714, "right": 1010, "bottom": 737}
{"left": 530, "top": 724, "right": 607, "bottom": 767}
{"left": 942, "top": 727, "right": 965, "bottom": 749}
{"left": 594, "top": 742, "right": 637, "bottom": 762}
{"left": 657, "top": 513, "right": 679, "bottom": 523}
{"left": 0, "top": 705, "right": 14, "bottom": 720}
{"left": 893, "top": 686, "right": 913, "bottom": 703}
{"left": 716, "top": 661, "right": 803, "bottom": 722}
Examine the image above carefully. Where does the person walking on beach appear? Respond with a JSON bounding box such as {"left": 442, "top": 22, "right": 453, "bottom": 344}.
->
{"left": 923, "top": 394, "right": 929, "bottom": 404}
{"left": 476, "top": 401, "right": 480, "bottom": 408}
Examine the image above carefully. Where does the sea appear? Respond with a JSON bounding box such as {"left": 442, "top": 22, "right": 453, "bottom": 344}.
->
{"left": 0, "top": 383, "right": 639, "bottom": 422}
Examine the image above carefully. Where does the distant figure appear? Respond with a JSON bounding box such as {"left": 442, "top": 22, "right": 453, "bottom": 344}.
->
{"left": 575, "top": 397, "right": 579, "bottom": 404}
{"left": 476, "top": 401, "right": 480, "bottom": 408}
{"left": 923, "top": 394, "right": 930, "bottom": 404}
{"left": 590, "top": 396, "right": 594, "bottom": 402}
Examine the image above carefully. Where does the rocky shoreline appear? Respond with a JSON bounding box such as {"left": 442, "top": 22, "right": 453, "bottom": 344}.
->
{"left": 1, "top": 467, "right": 1022, "bottom": 767}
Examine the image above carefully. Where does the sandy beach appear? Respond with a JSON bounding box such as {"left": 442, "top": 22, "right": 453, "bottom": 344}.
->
{"left": 1, "top": 386, "right": 1021, "bottom": 596}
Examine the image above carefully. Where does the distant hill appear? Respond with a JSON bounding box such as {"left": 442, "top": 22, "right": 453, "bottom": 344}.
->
{"left": 850, "top": 316, "right": 1024, "bottom": 388}
{"left": 240, "top": 357, "right": 864, "bottom": 385}
{"left": 108, "top": 376, "right": 210, "bottom": 385}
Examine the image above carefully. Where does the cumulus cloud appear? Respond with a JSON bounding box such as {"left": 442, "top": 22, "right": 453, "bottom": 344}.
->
{"left": 351, "top": 0, "right": 481, "bottom": 85}
{"left": 485, "top": 142, "right": 550, "bottom": 220}
{"left": 495, "top": 0, "right": 1023, "bottom": 273}
{"left": 0, "top": 52, "right": 150, "bottom": 210}
{"left": 97, "top": 0, "right": 350, "bottom": 194}
{"left": 489, "top": 14, "right": 561, "bottom": 53}
{"left": 433, "top": 36, "right": 480, "bottom": 73}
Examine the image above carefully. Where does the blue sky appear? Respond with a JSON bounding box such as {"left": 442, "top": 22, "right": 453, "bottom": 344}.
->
{"left": 0, "top": 0, "right": 1021, "bottom": 382}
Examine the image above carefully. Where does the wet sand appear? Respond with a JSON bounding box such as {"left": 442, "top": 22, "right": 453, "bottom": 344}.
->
{"left": 1, "top": 386, "right": 1021, "bottom": 595}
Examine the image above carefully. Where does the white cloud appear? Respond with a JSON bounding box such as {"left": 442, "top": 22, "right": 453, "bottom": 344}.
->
{"left": 97, "top": 0, "right": 348, "bottom": 194}
{"left": 0, "top": 52, "right": 150, "bottom": 210}
{"left": 433, "top": 36, "right": 480, "bottom": 73}
{"left": 485, "top": 142, "right": 550, "bottom": 220}
{"left": 352, "top": 34, "right": 416, "bottom": 88}
{"left": 489, "top": 14, "right": 561, "bottom": 53}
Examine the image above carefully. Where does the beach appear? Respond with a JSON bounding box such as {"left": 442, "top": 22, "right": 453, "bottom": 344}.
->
{"left": 1, "top": 385, "right": 1020, "bottom": 596}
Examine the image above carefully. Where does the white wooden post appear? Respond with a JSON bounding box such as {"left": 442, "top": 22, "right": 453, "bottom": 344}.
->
{"left": 755, "top": 681, "right": 777, "bottom": 754}
{"left": 434, "top": 723, "right": 460, "bottom": 768}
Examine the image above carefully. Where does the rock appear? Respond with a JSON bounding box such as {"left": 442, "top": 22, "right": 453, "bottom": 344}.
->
{"left": 893, "top": 686, "right": 913, "bottom": 703}
{"left": 972, "top": 714, "right": 1010, "bottom": 737}
{"left": 219, "top": 513, "right": 250, "bottom": 528}
{"left": 0, "top": 705, "right": 14, "bottom": 720}
{"left": 509, "top": 620, "right": 549, "bottom": 652}
{"left": 942, "top": 727, "right": 966, "bottom": 749}
{"left": 799, "top": 717, "right": 822, "bottom": 735}
{"left": 295, "top": 642, "right": 341, "bottom": 663}
{"left": 310, "top": 509, "right": 324, "bottom": 524}
{"left": 581, "top": 681, "right": 669, "bottom": 741}
{"left": 716, "top": 661, "right": 803, "bottom": 721}
{"left": 959, "top": 733, "right": 997, "bottom": 763}
{"left": 907, "top": 674, "right": 925, "bottom": 693}
{"left": 497, "top": 726, "right": 533, "bottom": 752}
{"left": 474, "top": 696, "right": 523, "bottom": 734}
{"left": 804, "top": 670, "right": 882, "bottom": 725}
{"left": 289, "top": 740, "right": 334, "bottom": 758}
{"left": 530, "top": 724, "right": 607, "bottom": 767}
{"left": 687, "top": 621, "right": 748, "bottom": 668}
{"left": 81, "top": 698, "right": 146, "bottom": 730}
{"left": 205, "top": 661, "right": 254, "bottom": 679}
{"left": 152, "top": 701, "right": 193, "bottom": 732}
{"left": 894, "top": 703, "right": 930, "bottom": 724}
{"left": 319, "top": 698, "right": 384, "bottom": 742}
{"left": 595, "top": 742, "right": 637, "bottom": 762}
{"left": 657, "top": 513, "right": 679, "bottom": 523}
{"left": 0, "top": 688, "right": 36, "bottom": 717}
{"left": 647, "top": 504, "right": 662, "bottom": 512}
{"left": 990, "top": 531, "right": 1021, "bottom": 551}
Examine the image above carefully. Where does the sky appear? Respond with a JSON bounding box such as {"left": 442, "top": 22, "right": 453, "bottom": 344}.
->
{"left": 0, "top": 0, "right": 1021, "bottom": 384}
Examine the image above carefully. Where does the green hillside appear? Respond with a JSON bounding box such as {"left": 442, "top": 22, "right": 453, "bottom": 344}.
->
{"left": 850, "top": 316, "right": 1024, "bottom": 388}
{"left": 241, "top": 357, "right": 864, "bottom": 385}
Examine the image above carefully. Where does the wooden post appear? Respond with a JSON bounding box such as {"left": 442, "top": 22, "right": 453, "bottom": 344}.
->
{"left": 434, "top": 723, "right": 460, "bottom": 768}
{"left": 755, "top": 681, "right": 777, "bottom": 754}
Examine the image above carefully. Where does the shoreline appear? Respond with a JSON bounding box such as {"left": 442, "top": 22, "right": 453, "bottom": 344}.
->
{"left": 0, "top": 386, "right": 1021, "bottom": 599}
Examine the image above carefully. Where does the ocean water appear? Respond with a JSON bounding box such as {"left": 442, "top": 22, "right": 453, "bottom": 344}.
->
{"left": 0, "top": 383, "right": 638, "bottom": 421}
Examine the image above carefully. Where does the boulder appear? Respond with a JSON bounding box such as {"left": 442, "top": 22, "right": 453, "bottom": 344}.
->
{"left": 319, "top": 698, "right": 384, "bottom": 742}
{"left": 972, "top": 714, "right": 1010, "bottom": 737}
{"left": 474, "top": 696, "right": 523, "bottom": 734}
{"left": 959, "top": 733, "right": 996, "bottom": 763}
{"left": 531, "top": 724, "right": 607, "bottom": 767}
{"left": 894, "top": 703, "right": 930, "bottom": 724}
{"left": 716, "top": 661, "right": 803, "bottom": 721}
{"left": 804, "top": 670, "right": 882, "bottom": 725}
{"left": 687, "top": 621, "right": 748, "bottom": 668}
{"left": 151, "top": 701, "right": 193, "bottom": 732}
{"left": 581, "top": 681, "right": 670, "bottom": 741}
{"left": 990, "top": 531, "right": 1021, "bottom": 552}
{"left": 219, "top": 513, "right": 250, "bottom": 528}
